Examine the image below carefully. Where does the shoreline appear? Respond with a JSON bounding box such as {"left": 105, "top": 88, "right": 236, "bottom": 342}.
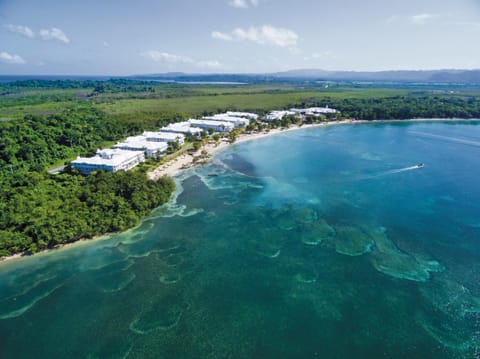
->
{"left": 2, "top": 117, "right": 478, "bottom": 264}
{"left": 147, "top": 119, "right": 357, "bottom": 180}
{"left": 147, "top": 117, "right": 478, "bottom": 180}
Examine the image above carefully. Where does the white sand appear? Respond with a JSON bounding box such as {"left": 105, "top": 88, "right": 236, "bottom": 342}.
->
{"left": 147, "top": 120, "right": 355, "bottom": 180}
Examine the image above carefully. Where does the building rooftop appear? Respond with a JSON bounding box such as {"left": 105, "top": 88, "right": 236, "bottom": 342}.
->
{"left": 265, "top": 110, "right": 296, "bottom": 121}
{"left": 225, "top": 111, "right": 259, "bottom": 119}
{"left": 143, "top": 131, "right": 185, "bottom": 142}
{"left": 203, "top": 114, "right": 250, "bottom": 126}
{"left": 161, "top": 122, "right": 204, "bottom": 135}
{"left": 72, "top": 149, "right": 142, "bottom": 167}
{"left": 189, "top": 119, "right": 235, "bottom": 129}
{"left": 290, "top": 107, "right": 338, "bottom": 114}
{"left": 113, "top": 136, "right": 168, "bottom": 152}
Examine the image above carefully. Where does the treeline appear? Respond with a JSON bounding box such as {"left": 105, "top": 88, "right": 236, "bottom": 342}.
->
{"left": 0, "top": 106, "right": 175, "bottom": 257}
{"left": 0, "top": 170, "right": 174, "bottom": 256}
{"left": 0, "top": 78, "right": 154, "bottom": 91}
{"left": 0, "top": 107, "right": 131, "bottom": 172}
{"left": 303, "top": 96, "right": 480, "bottom": 120}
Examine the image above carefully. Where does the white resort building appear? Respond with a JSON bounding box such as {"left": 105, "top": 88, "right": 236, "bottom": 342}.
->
{"left": 160, "top": 122, "right": 204, "bottom": 137}
{"left": 112, "top": 136, "right": 168, "bottom": 158}
{"left": 290, "top": 107, "right": 338, "bottom": 115}
{"left": 72, "top": 149, "right": 145, "bottom": 174}
{"left": 225, "top": 111, "right": 259, "bottom": 120}
{"left": 143, "top": 131, "right": 185, "bottom": 145}
{"left": 203, "top": 114, "right": 250, "bottom": 127}
{"left": 265, "top": 110, "right": 296, "bottom": 121}
{"left": 188, "top": 119, "right": 235, "bottom": 133}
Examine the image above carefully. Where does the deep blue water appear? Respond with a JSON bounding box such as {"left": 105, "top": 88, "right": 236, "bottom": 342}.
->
{"left": 0, "top": 121, "right": 479, "bottom": 358}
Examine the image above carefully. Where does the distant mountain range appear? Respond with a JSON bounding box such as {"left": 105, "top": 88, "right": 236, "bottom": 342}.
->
{"left": 3, "top": 69, "right": 480, "bottom": 84}
{"left": 132, "top": 69, "right": 480, "bottom": 84}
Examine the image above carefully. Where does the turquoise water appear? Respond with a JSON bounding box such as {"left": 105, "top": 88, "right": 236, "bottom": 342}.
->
{"left": 1, "top": 121, "right": 480, "bottom": 358}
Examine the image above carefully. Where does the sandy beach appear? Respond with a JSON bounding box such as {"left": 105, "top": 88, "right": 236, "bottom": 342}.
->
{"left": 3, "top": 117, "right": 473, "bottom": 264}
{"left": 147, "top": 120, "right": 356, "bottom": 180}
{"left": 147, "top": 117, "right": 477, "bottom": 180}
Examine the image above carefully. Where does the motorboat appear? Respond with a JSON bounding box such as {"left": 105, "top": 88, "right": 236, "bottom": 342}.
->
{"left": 416, "top": 163, "right": 424, "bottom": 168}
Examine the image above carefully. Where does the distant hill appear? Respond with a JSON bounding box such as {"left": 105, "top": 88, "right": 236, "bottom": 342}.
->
{"left": 272, "top": 69, "right": 480, "bottom": 83}
{"left": 132, "top": 69, "right": 480, "bottom": 84}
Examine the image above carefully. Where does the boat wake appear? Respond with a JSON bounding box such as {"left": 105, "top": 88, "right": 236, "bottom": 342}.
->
{"left": 381, "top": 164, "right": 424, "bottom": 175}
{"left": 349, "top": 164, "right": 424, "bottom": 181}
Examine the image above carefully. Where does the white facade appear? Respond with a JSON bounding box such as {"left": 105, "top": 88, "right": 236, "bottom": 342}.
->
{"left": 225, "top": 111, "right": 259, "bottom": 120}
{"left": 203, "top": 114, "right": 250, "bottom": 127}
{"left": 113, "top": 136, "right": 168, "bottom": 158}
{"left": 290, "top": 107, "right": 338, "bottom": 115}
{"left": 72, "top": 149, "right": 145, "bottom": 174}
{"left": 143, "top": 131, "right": 185, "bottom": 145}
{"left": 265, "top": 110, "right": 296, "bottom": 121}
{"left": 160, "top": 122, "right": 204, "bottom": 136}
{"left": 188, "top": 119, "right": 235, "bottom": 133}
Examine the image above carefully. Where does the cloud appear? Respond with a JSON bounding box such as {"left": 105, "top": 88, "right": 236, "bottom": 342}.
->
{"left": 141, "top": 51, "right": 222, "bottom": 69}
{"left": 212, "top": 31, "right": 233, "bottom": 41}
{"left": 411, "top": 14, "right": 435, "bottom": 25}
{"left": 4, "top": 24, "right": 35, "bottom": 38}
{"left": 141, "top": 51, "right": 194, "bottom": 64}
{"left": 0, "top": 51, "right": 26, "bottom": 64}
{"left": 39, "top": 27, "right": 70, "bottom": 43}
{"left": 197, "top": 60, "right": 223, "bottom": 69}
{"left": 229, "top": 0, "right": 259, "bottom": 8}
{"left": 212, "top": 25, "right": 298, "bottom": 48}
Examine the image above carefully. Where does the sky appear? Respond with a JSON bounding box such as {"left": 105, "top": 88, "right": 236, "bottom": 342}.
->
{"left": 1, "top": 0, "right": 480, "bottom": 75}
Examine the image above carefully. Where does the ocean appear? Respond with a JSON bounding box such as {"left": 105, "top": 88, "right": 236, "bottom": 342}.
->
{"left": 0, "top": 121, "right": 479, "bottom": 358}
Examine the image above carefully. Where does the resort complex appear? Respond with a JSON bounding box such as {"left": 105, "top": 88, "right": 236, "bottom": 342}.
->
{"left": 71, "top": 108, "right": 337, "bottom": 174}
{"left": 71, "top": 149, "right": 145, "bottom": 174}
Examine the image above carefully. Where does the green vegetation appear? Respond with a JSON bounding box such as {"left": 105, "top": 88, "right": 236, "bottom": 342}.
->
{"left": 2, "top": 78, "right": 480, "bottom": 257}
{"left": 0, "top": 169, "right": 174, "bottom": 256}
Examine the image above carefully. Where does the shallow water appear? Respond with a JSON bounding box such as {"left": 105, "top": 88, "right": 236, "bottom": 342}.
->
{"left": 1, "top": 121, "right": 480, "bottom": 358}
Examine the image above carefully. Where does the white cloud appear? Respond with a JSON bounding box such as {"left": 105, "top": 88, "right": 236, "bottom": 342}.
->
{"left": 39, "top": 27, "right": 70, "bottom": 43}
{"left": 141, "top": 51, "right": 222, "bottom": 69}
{"left": 4, "top": 24, "right": 35, "bottom": 38}
{"left": 141, "top": 51, "right": 194, "bottom": 64}
{"left": 212, "top": 31, "right": 233, "bottom": 41}
{"left": 197, "top": 60, "right": 223, "bottom": 69}
{"left": 229, "top": 0, "right": 259, "bottom": 8}
{"left": 212, "top": 25, "right": 298, "bottom": 48}
{"left": 0, "top": 51, "right": 26, "bottom": 64}
{"left": 411, "top": 14, "right": 435, "bottom": 25}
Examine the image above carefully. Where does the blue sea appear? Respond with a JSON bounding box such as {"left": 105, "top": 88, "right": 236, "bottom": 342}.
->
{"left": 1, "top": 121, "right": 479, "bottom": 358}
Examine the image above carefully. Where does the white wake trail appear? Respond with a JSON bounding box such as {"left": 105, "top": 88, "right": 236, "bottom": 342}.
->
{"left": 382, "top": 165, "right": 423, "bottom": 175}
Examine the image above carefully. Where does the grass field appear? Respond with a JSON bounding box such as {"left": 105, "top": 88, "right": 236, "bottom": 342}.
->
{"left": 2, "top": 82, "right": 477, "bottom": 125}
{"left": 94, "top": 87, "right": 409, "bottom": 122}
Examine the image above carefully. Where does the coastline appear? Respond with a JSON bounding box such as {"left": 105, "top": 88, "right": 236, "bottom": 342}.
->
{"left": 146, "top": 117, "right": 478, "bottom": 180}
{"left": 0, "top": 225, "right": 141, "bottom": 265}
{"left": 147, "top": 119, "right": 358, "bottom": 180}
{"left": 2, "top": 117, "right": 477, "bottom": 264}
{"left": 0, "top": 235, "right": 112, "bottom": 265}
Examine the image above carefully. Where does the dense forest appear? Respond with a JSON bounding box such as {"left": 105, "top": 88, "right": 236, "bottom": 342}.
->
{"left": 324, "top": 96, "right": 480, "bottom": 120}
{"left": 0, "top": 170, "right": 174, "bottom": 256}
{"left": 2, "top": 78, "right": 480, "bottom": 257}
{"left": 0, "top": 107, "right": 128, "bottom": 171}
{"left": 0, "top": 99, "right": 175, "bottom": 257}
